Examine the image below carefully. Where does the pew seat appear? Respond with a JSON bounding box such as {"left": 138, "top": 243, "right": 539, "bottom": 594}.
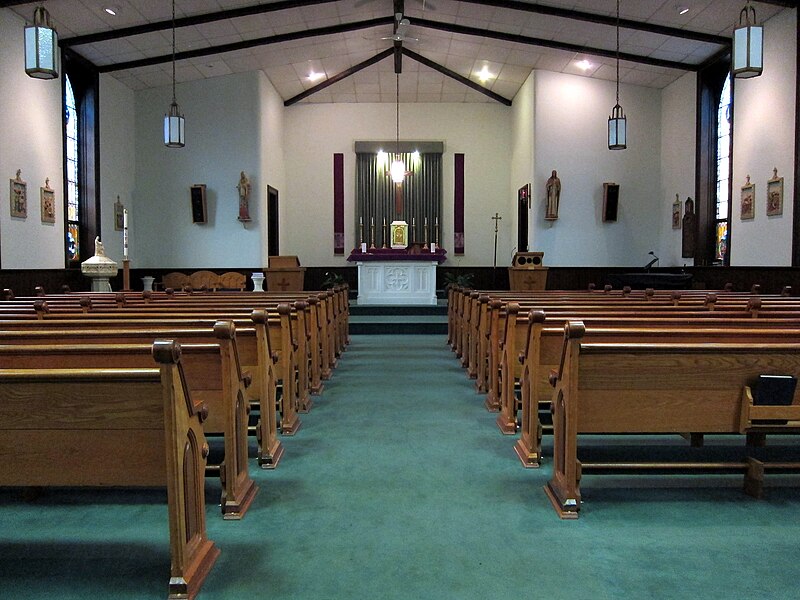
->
{"left": 0, "top": 341, "right": 219, "bottom": 599}
{"left": 545, "top": 322, "right": 800, "bottom": 519}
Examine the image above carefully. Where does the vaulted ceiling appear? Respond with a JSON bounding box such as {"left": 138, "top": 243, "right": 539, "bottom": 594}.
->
{"left": 7, "top": 1, "right": 793, "bottom": 104}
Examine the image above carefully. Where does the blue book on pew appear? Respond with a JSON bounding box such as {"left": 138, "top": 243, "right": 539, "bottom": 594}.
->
{"left": 754, "top": 375, "right": 797, "bottom": 425}
{"left": 754, "top": 375, "right": 797, "bottom": 406}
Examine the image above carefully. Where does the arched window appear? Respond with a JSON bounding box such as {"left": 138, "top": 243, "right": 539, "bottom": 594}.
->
{"left": 65, "top": 75, "right": 80, "bottom": 262}
{"left": 62, "top": 50, "right": 99, "bottom": 269}
{"left": 714, "top": 74, "right": 732, "bottom": 264}
{"left": 695, "top": 58, "right": 732, "bottom": 265}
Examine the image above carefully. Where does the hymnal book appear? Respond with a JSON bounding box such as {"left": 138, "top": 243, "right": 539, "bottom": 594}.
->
{"left": 754, "top": 375, "right": 797, "bottom": 406}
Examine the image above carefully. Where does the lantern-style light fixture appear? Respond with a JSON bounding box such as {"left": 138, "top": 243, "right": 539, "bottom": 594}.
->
{"left": 733, "top": 1, "right": 763, "bottom": 79}
{"left": 163, "top": 0, "right": 185, "bottom": 148}
{"left": 24, "top": 6, "right": 59, "bottom": 80}
{"left": 390, "top": 73, "right": 406, "bottom": 183}
{"left": 608, "top": 0, "right": 626, "bottom": 150}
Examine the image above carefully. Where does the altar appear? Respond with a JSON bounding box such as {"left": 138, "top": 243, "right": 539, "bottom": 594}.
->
{"left": 347, "top": 247, "right": 447, "bottom": 305}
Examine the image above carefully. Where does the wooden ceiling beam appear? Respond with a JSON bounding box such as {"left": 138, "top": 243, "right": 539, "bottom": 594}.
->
{"left": 402, "top": 47, "right": 512, "bottom": 106}
{"left": 98, "top": 17, "right": 393, "bottom": 73}
{"left": 62, "top": 0, "right": 340, "bottom": 47}
{"left": 284, "top": 48, "right": 393, "bottom": 106}
{"left": 457, "top": 0, "right": 730, "bottom": 46}
{"left": 415, "top": 17, "right": 696, "bottom": 72}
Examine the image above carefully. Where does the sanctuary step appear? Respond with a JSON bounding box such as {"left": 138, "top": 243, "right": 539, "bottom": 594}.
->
{"left": 349, "top": 302, "right": 447, "bottom": 335}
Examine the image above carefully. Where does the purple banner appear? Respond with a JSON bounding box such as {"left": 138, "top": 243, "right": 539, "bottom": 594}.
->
{"left": 454, "top": 153, "right": 465, "bottom": 255}
{"left": 333, "top": 153, "right": 344, "bottom": 254}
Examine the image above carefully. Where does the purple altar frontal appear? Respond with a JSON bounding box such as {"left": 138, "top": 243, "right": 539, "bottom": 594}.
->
{"left": 346, "top": 247, "right": 447, "bottom": 265}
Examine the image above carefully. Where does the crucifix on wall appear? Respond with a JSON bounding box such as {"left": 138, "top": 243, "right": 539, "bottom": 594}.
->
{"left": 395, "top": 181, "right": 403, "bottom": 214}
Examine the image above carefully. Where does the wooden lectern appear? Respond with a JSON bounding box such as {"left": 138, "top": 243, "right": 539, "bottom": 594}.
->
{"left": 508, "top": 251, "right": 548, "bottom": 290}
{"left": 265, "top": 256, "right": 306, "bottom": 291}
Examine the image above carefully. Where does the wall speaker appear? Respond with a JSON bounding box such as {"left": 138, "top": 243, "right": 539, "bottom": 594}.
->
{"left": 512, "top": 251, "right": 544, "bottom": 269}
{"left": 603, "top": 182, "right": 619, "bottom": 222}
{"left": 190, "top": 184, "right": 207, "bottom": 224}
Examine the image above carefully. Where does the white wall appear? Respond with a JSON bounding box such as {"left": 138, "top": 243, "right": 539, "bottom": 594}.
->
{"left": 0, "top": 9, "right": 64, "bottom": 269}
{"left": 99, "top": 74, "right": 136, "bottom": 264}
{"left": 510, "top": 71, "right": 536, "bottom": 257}
{"left": 730, "top": 8, "right": 797, "bottom": 266}
{"left": 258, "top": 71, "right": 286, "bottom": 266}
{"left": 660, "top": 71, "right": 697, "bottom": 267}
{"left": 133, "top": 71, "right": 265, "bottom": 269}
{"left": 282, "top": 102, "right": 513, "bottom": 267}
{"left": 533, "top": 70, "right": 663, "bottom": 267}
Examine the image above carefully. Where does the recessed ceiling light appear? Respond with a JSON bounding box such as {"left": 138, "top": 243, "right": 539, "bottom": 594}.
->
{"left": 104, "top": 7, "right": 117, "bottom": 16}
{"left": 576, "top": 59, "right": 592, "bottom": 71}
{"left": 477, "top": 65, "right": 493, "bottom": 82}
{"left": 677, "top": 6, "right": 689, "bottom": 15}
{"left": 308, "top": 71, "right": 324, "bottom": 82}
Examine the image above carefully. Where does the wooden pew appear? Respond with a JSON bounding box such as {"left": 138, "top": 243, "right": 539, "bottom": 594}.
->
{"left": 514, "top": 316, "right": 800, "bottom": 467}
{"left": 544, "top": 322, "right": 800, "bottom": 519}
{"left": 487, "top": 300, "right": 800, "bottom": 425}
{"left": 0, "top": 340, "right": 219, "bottom": 599}
{"left": 0, "top": 326, "right": 258, "bottom": 519}
{"left": 0, "top": 318, "right": 287, "bottom": 467}
{"left": 18, "top": 297, "right": 328, "bottom": 409}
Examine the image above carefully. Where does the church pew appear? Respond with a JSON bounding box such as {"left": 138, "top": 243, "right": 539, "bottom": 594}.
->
{"left": 1, "top": 286, "right": 349, "bottom": 374}
{"left": 24, "top": 295, "right": 333, "bottom": 399}
{"left": 513, "top": 316, "right": 800, "bottom": 467}
{"left": 0, "top": 340, "right": 220, "bottom": 599}
{"left": 447, "top": 285, "right": 796, "bottom": 366}
{"left": 491, "top": 300, "right": 800, "bottom": 419}
{"left": 545, "top": 323, "right": 800, "bottom": 519}
{"left": 0, "top": 331, "right": 258, "bottom": 519}
{"left": 482, "top": 299, "right": 800, "bottom": 416}
{"left": 0, "top": 318, "right": 288, "bottom": 465}
{"left": 0, "top": 300, "right": 316, "bottom": 425}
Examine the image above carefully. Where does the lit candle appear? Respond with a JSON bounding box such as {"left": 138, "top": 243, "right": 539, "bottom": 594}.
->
{"left": 123, "top": 208, "right": 129, "bottom": 260}
{"left": 360, "top": 216, "right": 363, "bottom": 226}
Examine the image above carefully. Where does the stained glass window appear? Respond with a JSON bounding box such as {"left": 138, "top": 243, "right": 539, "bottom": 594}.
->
{"left": 65, "top": 75, "right": 79, "bottom": 261}
{"left": 714, "top": 74, "right": 731, "bottom": 264}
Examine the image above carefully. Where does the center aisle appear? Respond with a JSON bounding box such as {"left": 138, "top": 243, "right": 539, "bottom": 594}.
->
{"left": 201, "top": 334, "right": 800, "bottom": 600}
{"left": 205, "top": 334, "right": 541, "bottom": 598}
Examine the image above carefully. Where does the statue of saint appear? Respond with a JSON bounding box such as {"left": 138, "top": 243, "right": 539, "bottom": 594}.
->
{"left": 94, "top": 236, "right": 106, "bottom": 257}
{"left": 237, "top": 171, "right": 251, "bottom": 221}
{"left": 545, "top": 170, "right": 561, "bottom": 220}
{"left": 682, "top": 197, "right": 696, "bottom": 258}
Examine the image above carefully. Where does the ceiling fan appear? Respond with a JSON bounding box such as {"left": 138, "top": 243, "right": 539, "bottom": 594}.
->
{"left": 381, "top": 13, "right": 418, "bottom": 43}
{"left": 355, "top": 0, "right": 436, "bottom": 11}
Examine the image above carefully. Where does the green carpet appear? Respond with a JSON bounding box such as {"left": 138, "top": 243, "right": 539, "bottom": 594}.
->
{"left": 1, "top": 334, "right": 799, "bottom": 599}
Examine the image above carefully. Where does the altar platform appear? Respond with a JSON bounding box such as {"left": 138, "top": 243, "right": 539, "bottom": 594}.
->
{"left": 347, "top": 247, "right": 447, "bottom": 306}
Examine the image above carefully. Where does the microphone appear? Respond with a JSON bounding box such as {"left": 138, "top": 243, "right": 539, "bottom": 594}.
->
{"left": 644, "top": 251, "right": 659, "bottom": 271}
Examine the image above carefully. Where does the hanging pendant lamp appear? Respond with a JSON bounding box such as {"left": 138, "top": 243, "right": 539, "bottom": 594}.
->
{"left": 608, "top": 0, "right": 627, "bottom": 150}
{"left": 733, "top": 1, "right": 763, "bottom": 79}
{"left": 390, "top": 74, "right": 406, "bottom": 183}
{"left": 24, "top": 6, "right": 59, "bottom": 80}
{"left": 163, "top": 0, "right": 185, "bottom": 148}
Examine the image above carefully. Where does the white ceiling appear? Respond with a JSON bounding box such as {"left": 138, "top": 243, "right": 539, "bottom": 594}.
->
{"left": 7, "top": 1, "right": 791, "bottom": 103}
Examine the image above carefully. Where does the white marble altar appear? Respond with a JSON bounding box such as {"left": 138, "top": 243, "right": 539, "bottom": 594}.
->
{"left": 356, "top": 261, "right": 437, "bottom": 305}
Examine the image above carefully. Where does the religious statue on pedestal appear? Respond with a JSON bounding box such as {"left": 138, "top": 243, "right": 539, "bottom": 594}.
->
{"left": 682, "top": 197, "right": 696, "bottom": 258}
{"left": 545, "top": 170, "right": 561, "bottom": 220}
{"left": 237, "top": 171, "right": 251, "bottom": 222}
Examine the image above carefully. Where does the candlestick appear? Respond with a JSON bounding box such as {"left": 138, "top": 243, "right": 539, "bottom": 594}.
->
{"left": 123, "top": 208, "right": 129, "bottom": 260}
{"left": 370, "top": 217, "right": 376, "bottom": 249}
